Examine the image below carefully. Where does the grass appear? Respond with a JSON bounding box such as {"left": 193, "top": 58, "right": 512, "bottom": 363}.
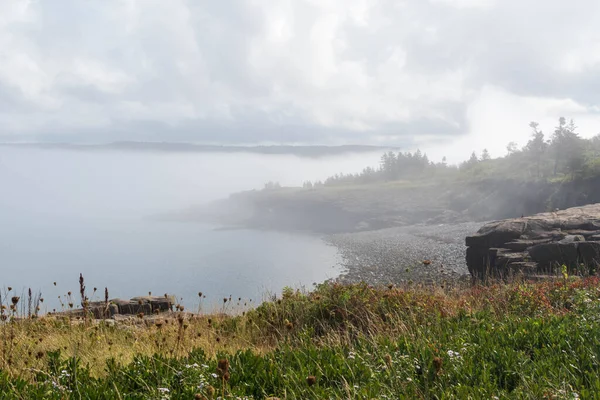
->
{"left": 1, "top": 277, "right": 600, "bottom": 399}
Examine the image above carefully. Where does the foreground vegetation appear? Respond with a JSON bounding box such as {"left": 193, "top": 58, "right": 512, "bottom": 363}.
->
{"left": 1, "top": 277, "right": 600, "bottom": 399}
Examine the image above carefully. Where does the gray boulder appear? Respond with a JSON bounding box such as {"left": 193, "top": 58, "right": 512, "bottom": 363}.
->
{"left": 466, "top": 203, "right": 600, "bottom": 280}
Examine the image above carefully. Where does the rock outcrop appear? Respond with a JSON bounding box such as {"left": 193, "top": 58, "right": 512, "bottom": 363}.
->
{"left": 466, "top": 204, "right": 600, "bottom": 280}
{"left": 55, "top": 295, "right": 176, "bottom": 318}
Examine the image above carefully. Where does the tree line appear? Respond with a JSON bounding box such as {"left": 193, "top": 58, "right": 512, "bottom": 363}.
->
{"left": 297, "top": 117, "right": 600, "bottom": 189}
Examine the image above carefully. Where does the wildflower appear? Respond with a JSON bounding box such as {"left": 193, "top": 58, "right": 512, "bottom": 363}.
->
{"left": 158, "top": 387, "right": 170, "bottom": 393}
{"left": 447, "top": 350, "right": 461, "bottom": 359}
{"left": 347, "top": 352, "right": 356, "bottom": 360}
{"left": 211, "top": 373, "right": 218, "bottom": 379}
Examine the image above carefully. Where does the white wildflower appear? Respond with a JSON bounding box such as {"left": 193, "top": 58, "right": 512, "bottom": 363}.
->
{"left": 447, "top": 350, "right": 461, "bottom": 359}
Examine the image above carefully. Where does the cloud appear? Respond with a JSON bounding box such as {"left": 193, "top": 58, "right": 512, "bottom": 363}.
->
{"left": 0, "top": 0, "right": 600, "bottom": 159}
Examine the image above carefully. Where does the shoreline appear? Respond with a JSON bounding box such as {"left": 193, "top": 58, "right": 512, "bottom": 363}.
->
{"left": 326, "top": 221, "right": 482, "bottom": 286}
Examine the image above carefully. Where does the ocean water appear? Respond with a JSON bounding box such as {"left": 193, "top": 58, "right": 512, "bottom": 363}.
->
{"left": 0, "top": 147, "right": 381, "bottom": 311}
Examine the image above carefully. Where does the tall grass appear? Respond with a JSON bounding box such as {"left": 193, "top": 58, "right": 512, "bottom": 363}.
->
{"left": 1, "top": 277, "right": 599, "bottom": 398}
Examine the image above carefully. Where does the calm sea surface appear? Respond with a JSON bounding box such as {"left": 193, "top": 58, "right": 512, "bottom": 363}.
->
{"left": 0, "top": 147, "right": 381, "bottom": 311}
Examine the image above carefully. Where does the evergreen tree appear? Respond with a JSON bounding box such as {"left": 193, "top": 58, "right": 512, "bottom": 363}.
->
{"left": 525, "top": 121, "right": 547, "bottom": 178}
{"left": 481, "top": 149, "right": 491, "bottom": 161}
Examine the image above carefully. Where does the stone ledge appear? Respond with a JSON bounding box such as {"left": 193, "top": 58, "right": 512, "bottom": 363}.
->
{"left": 466, "top": 204, "right": 600, "bottom": 280}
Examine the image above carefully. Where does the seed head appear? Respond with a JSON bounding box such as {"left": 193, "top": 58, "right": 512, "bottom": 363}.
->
{"left": 206, "top": 386, "right": 215, "bottom": 397}
{"left": 384, "top": 354, "right": 392, "bottom": 366}
{"left": 433, "top": 357, "right": 443, "bottom": 374}
{"left": 198, "top": 292, "right": 203, "bottom": 297}
{"left": 11, "top": 296, "right": 19, "bottom": 305}
{"left": 306, "top": 375, "right": 317, "bottom": 386}
{"left": 217, "top": 359, "right": 229, "bottom": 373}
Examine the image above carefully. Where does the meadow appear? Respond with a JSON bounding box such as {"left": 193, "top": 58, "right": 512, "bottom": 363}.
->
{"left": 1, "top": 276, "right": 599, "bottom": 399}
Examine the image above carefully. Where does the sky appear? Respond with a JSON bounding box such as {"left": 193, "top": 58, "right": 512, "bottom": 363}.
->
{"left": 1, "top": 0, "right": 600, "bottom": 162}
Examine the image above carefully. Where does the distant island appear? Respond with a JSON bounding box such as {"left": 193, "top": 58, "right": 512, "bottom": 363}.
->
{"left": 0, "top": 141, "right": 395, "bottom": 158}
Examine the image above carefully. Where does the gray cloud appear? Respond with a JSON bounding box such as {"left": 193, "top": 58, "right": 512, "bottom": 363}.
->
{"left": 1, "top": 0, "right": 600, "bottom": 152}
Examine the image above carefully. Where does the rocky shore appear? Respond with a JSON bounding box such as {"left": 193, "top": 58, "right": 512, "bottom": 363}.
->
{"left": 328, "top": 222, "right": 481, "bottom": 286}
{"left": 466, "top": 203, "right": 600, "bottom": 280}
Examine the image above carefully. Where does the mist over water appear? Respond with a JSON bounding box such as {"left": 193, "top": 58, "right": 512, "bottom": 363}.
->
{"left": 0, "top": 147, "right": 381, "bottom": 311}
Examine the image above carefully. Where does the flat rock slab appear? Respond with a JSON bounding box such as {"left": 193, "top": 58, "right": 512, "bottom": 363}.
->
{"left": 53, "top": 295, "right": 176, "bottom": 319}
{"left": 466, "top": 203, "right": 600, "bottom": 279}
